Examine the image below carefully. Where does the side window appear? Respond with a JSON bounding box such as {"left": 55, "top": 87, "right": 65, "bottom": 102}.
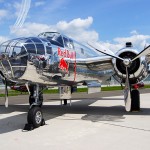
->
{"left": 25, "top": 44, "right": 35, "bottom": 54}
{"left": 36, "top": 44, "right": 45, "bottom": 55}
{"left": 46, "top": 46, "right": 52, "bottom": 54}
{"left": 81, "top": 48, "right": 84, "bottom": 54}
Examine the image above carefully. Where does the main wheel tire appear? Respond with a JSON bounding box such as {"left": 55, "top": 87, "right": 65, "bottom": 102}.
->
{"left": 27, "top": 106, "right": 43, "bottom": 128}
{"left": 131, "top": 90, "right": 140, "bottom": 111}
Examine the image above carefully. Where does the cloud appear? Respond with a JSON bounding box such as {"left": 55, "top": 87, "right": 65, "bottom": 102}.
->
{"left": 0, "top": 9, "right": 8, "bottom": 21}
{"left": 130, "top": 30, "right": 138, "bottom": 35}
{"left": 57, "top": 17, "right": 93, "bottom": 30}
{"left": 0, "top": 36, "right": 9, "bottom": 44}
{"left": 12, "top": 17, "right": 99, "bottom": 42}
{"left": 11, "top": 17, "right": 150, "bottom": 53}
{"left": 11, "top": 22, "right": 55, "bottom": 36}
{"left": 114, "top": 34, "right": 150, "bottom": 50}
{"left": 97, "top": 33, "right": 150, "bottom": 53}
{"left": 35, "top": 1, "right": 45, "bottom": 7}
{"left": 98, "top": 41, "right": 123, "bottom": 52}
{"left": 56, "top": 17, "right": 99, "bottom": 42}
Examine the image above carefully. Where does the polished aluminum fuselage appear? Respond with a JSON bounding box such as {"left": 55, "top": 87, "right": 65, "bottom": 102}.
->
{"left": 0, "top": 34, "right": 113, "bottom": 86}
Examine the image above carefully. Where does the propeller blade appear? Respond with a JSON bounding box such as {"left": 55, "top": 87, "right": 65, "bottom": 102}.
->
{"left": 88, "top": 42, "right": 124, "bottom": 61}
{"left": 132, "top": 45, "right": 150, "bottom": 61}
{"left": 4, "top": 78, "right": 8, "bottom": 107}
{"left": 124, "top": 67, "right": 132, "bottom": 111}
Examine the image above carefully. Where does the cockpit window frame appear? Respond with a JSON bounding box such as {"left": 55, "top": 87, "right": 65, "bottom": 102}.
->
{"left": 38, "top": 32, "right": 64, "bottom": 48}
{"left": 62, "top": 36, "right": 75, "bottom": 50}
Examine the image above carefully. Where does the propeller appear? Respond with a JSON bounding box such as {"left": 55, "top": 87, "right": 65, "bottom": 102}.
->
{"left": 132, "top": 45, "right": 150, "bottom": 61}
{"left": 4, "top": 78, "right": 8, "bottom": 107}
{"left": 88, "top": 42, "right": 150, "bottom": 62}
{"left": 124, "top": 67, "right": 131, "bottom": 111}
{"left": 88, "top": 42, "right": 150, "bottom": 111}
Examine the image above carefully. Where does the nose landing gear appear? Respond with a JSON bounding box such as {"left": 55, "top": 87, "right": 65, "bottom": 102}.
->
{"left": 23, "top": 84, "right": 45, "bottom": 131}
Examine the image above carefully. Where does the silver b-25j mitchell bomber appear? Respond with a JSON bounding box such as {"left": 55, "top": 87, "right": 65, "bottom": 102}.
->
{"left": 0, "top": 32, "right": 150, "bottom": 130}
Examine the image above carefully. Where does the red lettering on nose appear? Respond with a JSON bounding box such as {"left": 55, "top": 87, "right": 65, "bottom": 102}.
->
{"left": 58, "top": 47, "right": 76, "bottom": 78}
{"left": 58, "top": 47, "right": 76, "bottom": 59}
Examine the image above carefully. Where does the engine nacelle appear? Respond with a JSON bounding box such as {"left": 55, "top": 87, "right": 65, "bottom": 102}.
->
{"left": 113, "top": 48, "right": 149, "bottom": 84}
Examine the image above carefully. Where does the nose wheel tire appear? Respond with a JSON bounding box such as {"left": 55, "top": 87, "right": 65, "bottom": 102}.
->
{"left": 27, "top": 106, "right": 43, "bottom": 128}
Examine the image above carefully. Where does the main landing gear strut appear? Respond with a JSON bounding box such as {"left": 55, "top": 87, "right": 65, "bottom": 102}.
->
{"left": 24, "top": 84, "right": 45, "bottom": 131}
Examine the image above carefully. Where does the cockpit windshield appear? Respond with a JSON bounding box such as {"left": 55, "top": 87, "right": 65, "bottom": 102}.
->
{"left": 38, "top": 32, "right": 64, "bottom": 47}
{"left": 38, "top": 32, "right": 98, "bottom": 58}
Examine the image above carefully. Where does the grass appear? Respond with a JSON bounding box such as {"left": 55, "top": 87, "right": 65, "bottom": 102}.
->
{"left": 0, "top": 90, "right": 27, "bottom": 97}
{"left": 0, "top": 85, "right": 148, "bottom": 97}
{"left": 143, "top": 84, "right": 150, "bottom": 88}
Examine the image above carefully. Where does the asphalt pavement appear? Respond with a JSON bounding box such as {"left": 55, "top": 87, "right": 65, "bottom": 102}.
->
{"left": 0, "top": 90, "right": 150, "bottom": 150}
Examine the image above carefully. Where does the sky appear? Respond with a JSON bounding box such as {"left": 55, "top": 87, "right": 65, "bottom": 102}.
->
{"left": 0, "top": 0, "right": 150, "bottom": 52}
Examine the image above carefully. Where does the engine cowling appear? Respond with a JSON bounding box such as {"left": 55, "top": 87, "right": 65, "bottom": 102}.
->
{"left": 113, "top": 48, "right": 148, "bottom": 84}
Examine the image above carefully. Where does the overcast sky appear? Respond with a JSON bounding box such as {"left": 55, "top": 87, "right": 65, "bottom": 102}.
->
{"left": 0, "top": 0, "right": 150, "bottom": 51}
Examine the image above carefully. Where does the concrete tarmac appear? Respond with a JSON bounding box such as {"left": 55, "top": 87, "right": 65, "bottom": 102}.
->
{"left": 0, "top": 90, "right": 150, "bottom": 150}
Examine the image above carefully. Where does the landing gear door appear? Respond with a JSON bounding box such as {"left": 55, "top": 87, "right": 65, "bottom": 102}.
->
{"left": 59, "top": 86, "right": 71, "bottom": 99}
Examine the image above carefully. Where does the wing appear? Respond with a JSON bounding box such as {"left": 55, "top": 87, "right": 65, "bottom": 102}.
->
{"left": 69, "top": 55, "right": 113, "bottom": 71}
